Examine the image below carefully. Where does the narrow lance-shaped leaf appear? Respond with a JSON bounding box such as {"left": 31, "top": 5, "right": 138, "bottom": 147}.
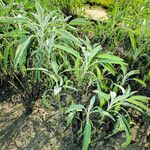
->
{"left": 67, "top": 112, "right": 74, "bottom": 126}
{"left": 56, "top": 29, "right": 82, "bottom": 46}
{"left": 92, "top": 109, "right": 115, "bottom": 121}
{"left": 0, "top": 17, "right": 28, "bottom": 23}
{"left": 133, "top": 78, "right": 146, "bottom": 87}
{"left": 35, "top": 1, "right": 44, "bottom": 22}
{"left": 69, "top": 18, "right": 92, "bottom": 26}
{"left": 3, "top": 47, "right": 9, "bottom": 70}
{"left": 98, "top": 53, "right": 124, "bottom": 62}
{"left": 88, "top": 45, "right": 102, "bottom": 62}
{"left": 126, "top": 70, "right": 139, "bottom": 78}
{"left": 66, "top": 104, "right": 85, "bottom": 113}
{"left": 1, "top": 29, "right": 28, "bottom": 38}
{"left": 0, "top": 51, "right": 3, "bottom": 61}
{"left": 14, "top": 36, "right": 32, "bottom": 68}
{"left": 54, "top": 44, "right": 81, "bottom": 59}
{"left": 121, "top": 102, "right": 143, "bottom": 113}
{"left": 128, "top": 95, "right": 150, "bottom": 102}
{"left": 127, "top": 99, "right": 150, "bottom": 113}
{"left": 41, "top": 91, "right": 51, "bottom": 109}
{"left": 121, "top": 116, "right": 132, "bottom": 147}
{"left": 101, "top": 63, "right": 116, "bottom": 75}
{"left": 129, "top": 32, "right": 136, "bottom": 49}
{"left": 82, "top": 120, "right": 91, "bottom": 150}
{"left": 89, "top": 96, "right": 95, "bottom": 108}
{"left": 95, "top": 65, "right": 102, "bottom": 82}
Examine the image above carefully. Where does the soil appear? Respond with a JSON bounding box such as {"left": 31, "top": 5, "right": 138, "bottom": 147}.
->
{"left": 0, "top": 100, "right": 77, "bottom": 150}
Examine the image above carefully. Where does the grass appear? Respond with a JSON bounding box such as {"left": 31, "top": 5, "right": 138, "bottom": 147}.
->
{"left": 0, "top": 0, "right": 150, "bottom": 149}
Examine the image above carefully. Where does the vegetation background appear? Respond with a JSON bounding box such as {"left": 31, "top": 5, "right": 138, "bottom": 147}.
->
{"left": 0, "top": 0, "right": 150, "bottom": 149}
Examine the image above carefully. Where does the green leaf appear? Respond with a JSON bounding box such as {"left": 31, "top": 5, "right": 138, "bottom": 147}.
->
{"left": 127, "top": 99, "right": 150, "bottom": 113}
{"left": 129, "top": 32, "right": 136, "bottom": 49}
{"left": 112, "top": 115, "right": 132, "bottom": 147}
{"left": 54, "top": 44, "right": 81, "bottom": 59}
{"left": 133, "top": 78, "right": 146, "bottom": 87}
{"left": 51, "top": 53, "right": 59, "bottom": 75}
{"left": 101, "top": 63, "right": 116, "bottom": 75}
{"left": 56, "top": 29, "right": 82, "bottom": 46}
{"left": 114, "top": 83, "right": 126, "bottom": 94}
{"left": 82, "top": 120, "right": 91, "bottom": 150}
{"left": 67, "top": 112, "right": 74, "bottom": 126}
{"left": 80, "top": 37, "right": 92, "bottom": 51}
{"left": 75, "top": 58, "right": 81, "bottom": 77}
{"left": 114, "top": 94, "right": 130, "bottom": 104}
{"left": 121, "top": 102, "right": 143, "bottom": 113}
{"left": 98, "top": 91, "right": 110, "bottom": 107}
{"left": 27, "top": 67, "right": 49, "bottom": 72}
{"left": 98, "top": 91, "right": 110, "bottom": 101}
{"left": 3, "top": 47, "right": 9, "bottom": 70}
{"left": 121, "top": 64, "right": 127, "bottom": 75}
{"left": 98, "top": 53, "right": 124, "bottom": 62}
{"left": 46, "top": 32, "right": 55, "bottom": 54}
{"left": 0, "top": 29, "right": 28, "bottom": 38}
{"left": 92, "top": 109, "right": 115, "bottom": 121}
{"left": 110, "top": 91, "right": 117, "bottom": 101}
{"left": 14, "top": 36, "right": 32, "bottom": 68}
{"left": 43, "top": 11, "right": 56, "bottom": 27}
{"left": 66, "top": 104, "right": 85, "bottom": 113}
{"left": 36, "top": 1, "right": 44, "bottom": 20}
{"left": 89, "top": 45, "right": 102, "bottom": 62}
{"left": 95, "top": 65, "right": 102, "bottom": 82}
{"left": 126, "top": 70, "right": 139, "bottom": 77}
{"left": 41, "top": 93, "right": 51, "bottom": 109}
{"left": 113, "top": 2, "right": 119, "bottom": 19}
{"left": 128, "top": 95, "right": 150, "bottom": 102}
{"left": 121, "top": 116, "right": 132, "bottom": 147}
{"left": 0, "top": 51, "right": 3, "bottom": 61}
{"left": 69, "top": 18, "right": 92, "bottom": 26}
{"left": 54, "top": 86, "right": 62, "bottom": 95}
{"left": 0, "top": 17, "right": 28, "bottom": 23}
{"left": 89, "top": 96, "right": 96, "bottom": 108}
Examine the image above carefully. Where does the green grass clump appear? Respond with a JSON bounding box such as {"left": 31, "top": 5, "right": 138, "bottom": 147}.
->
{"left": 88, "top": 0, "right": 115, "bottom": 6}
{"left": 0, "top": 1, "right": 150, "bottom": 150}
